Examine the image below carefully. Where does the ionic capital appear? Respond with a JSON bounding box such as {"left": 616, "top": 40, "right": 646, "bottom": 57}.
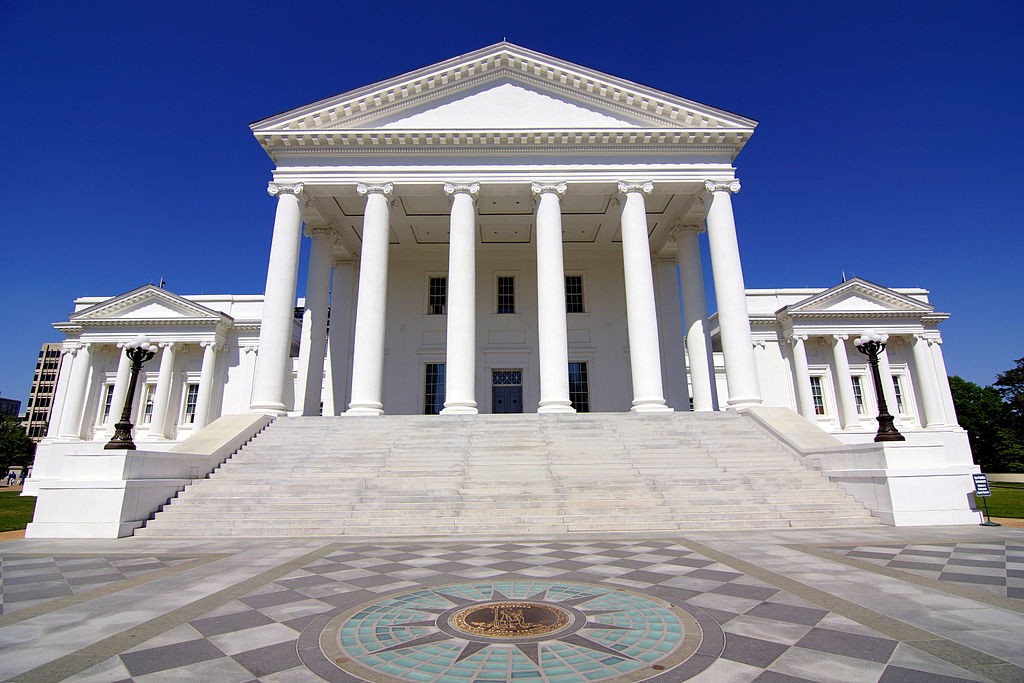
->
{"left": 242, "top": 344, "right": 259, "bottom": 355}
{"left": 303, "top": 225, "right": 335, "bottom": 240}
{"left": 158, "top": 341, "right": 177, "bottom": 350}
{"left": 832, "top": 334, "right": 849, "bottom": 342}
{"left": 752, "top": 339, "right": 766, "bottom": 349}
{"left": 267, "top": 182, "right": 305, "bottom": 199}
{"left": 530, "top": 181, "right": 567, "bottom": 197}
{"left": 356, "top": 182, "right": 393, "bottom": 197}
{"left": 200, "top": 340, "right": 224, "bottom": 351}
{"left": 443, "top": 182, "right": 480, "bottom": 200}
{"left": 787, "top": 334, "right": 809, "bottom": 344}
{"left": 672, "top": 223, "right": 706, "bottom": 238}
{"left": 704, "top": 179, "right": 741, "bottom": 195}
{"left": 617, "top": 180, "right": 654, "bottom": 195}
{"left": 62, "top": 342, "right": 84, "bottom": 356}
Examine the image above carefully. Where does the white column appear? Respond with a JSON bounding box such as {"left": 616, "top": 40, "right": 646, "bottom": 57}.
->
{"left": 830, "top": 334, "right": 860, "bottom": 429}
{"left": 193, "top": 341, "right": 221, "bottom": 430}
{"left": 57, "top": 342, "right": 93, "bottom": 439}
{"left": 877, "top": 346, "right": 901, "bottom": 423}
{"left": 348, "top": 183, "right": 393, "bottom": 415}
{"left": 655, "top": 258, "right": 689, "bottom": 410}
{"left": 674, "top": 225, "right": 717, "bottom": 411}
{"left": 326, "top": 260, "right": 355, "bottom": 415}
{"left": 531, "top": 182, "right": 574, "bottom": 413}
{"left": 45, "top": 346, "right": 77, "bottom": 440}
{"left": 251, "top": 182, "right": 305, "bottom": 415}
{"left": 618, "top": 181, "right": 671, "bottom": 413}
{"left": 442, "top": 182, "right": 480, "bottom": 414}
{"left": 788, "top": 334, "right": 816, "bottom": 419}
{"left": 704, "top": 180, "right": 762, "bottom": 407}
{"left": 240, "top": 344, "right": 259, "bottom": 414}
{"left": 930, "top": 337, "right": 959, "bottom": 426}
{"left": 911, "top": 333, "right": 944, "bottom": 427}
{"left": 104, "top": 345, "right": 133, "bottom": 434}
{"left": 147, "top": 342, "right": 177, "bottom": 439}
{"left": 297, "top": 226, "right": 335, "bottom": 416}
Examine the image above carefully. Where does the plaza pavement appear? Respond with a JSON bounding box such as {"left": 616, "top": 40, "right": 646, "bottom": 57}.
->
{"left": 0, "top": 525, "right": 1021, "bottom": 682}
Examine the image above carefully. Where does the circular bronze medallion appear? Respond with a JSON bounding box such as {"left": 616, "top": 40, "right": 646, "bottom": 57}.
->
{"left": 451, "top": 601, "right": 569, "bottom": 638}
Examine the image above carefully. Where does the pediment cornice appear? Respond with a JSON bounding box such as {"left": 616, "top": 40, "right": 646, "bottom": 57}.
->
{"left": 68, "top": 285, "right": 233, "bottom": 327}
{"left": 776, "top": 278, "right": 934, "bottom": 320}
{"left": 251, "top": 43, "right": 756, "bottom": 158}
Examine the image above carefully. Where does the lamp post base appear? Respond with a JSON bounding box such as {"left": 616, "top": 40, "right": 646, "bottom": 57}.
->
{"left": 104, "top": 422, "right": 138, "bottom": 450}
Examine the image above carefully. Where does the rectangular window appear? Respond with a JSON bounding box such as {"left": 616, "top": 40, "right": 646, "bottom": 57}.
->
{"left": 565, "top": 275, "right": 585, "bottom": 313}
{"left": 427, "top": 276, "right": 447, "bottom": 315}
{"left": 101, "top": 384, "right": 115, "bottom": 422}
{"left": 892, "top": 375, "right": 905, "bottom": 414}
{"left": 141, "top": 384, "right": 156, "bottom": 423}
{"left": 809, "top": 376, "right": 826, "bottom": 415}
{"left": 182, "top": 384, "right": 199, "bottom": 424}
{"left": 568, "top": 362, "right": 590, "bottom": 413}
{"left": 424, "top": 363, "right": 446, "bottom": 415}
{"left": 496, "top": 275, "right": 516, "bottom": 314}
{"left": 851, "top": 376, "right": 865, "bottom": 415}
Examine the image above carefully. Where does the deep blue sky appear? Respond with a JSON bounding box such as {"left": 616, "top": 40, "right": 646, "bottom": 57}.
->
{"left": 1, "top": 1, "right": 1022, "bottom": 406}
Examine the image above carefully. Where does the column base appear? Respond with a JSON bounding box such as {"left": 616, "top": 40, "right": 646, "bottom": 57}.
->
{"left": 346, "top": 403, "right": 384, "bottom": 416}
{"left": 538, "top": 402, "right": 576, "bottom": 414}
{"left": 441, "top": 403, "right": 478, "bottom": 415}
{"left": 249, "top": 402, "right": 288, "bottom": 416}
{"left": 726, "top": 396, "right": 764, "bottom": 408}
{"left": 631, "top": 402, "right": 673, "bottom": 414}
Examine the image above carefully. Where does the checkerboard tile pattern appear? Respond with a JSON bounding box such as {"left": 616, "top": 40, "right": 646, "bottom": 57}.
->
{"left": 820, "top": 540, "right": 1024, "bottom": 600}
{"left": 0, "top": 555, "right": 199, "bottom": 615}
{"left": 63, "top": 540, "right": 987, "bottom": 682}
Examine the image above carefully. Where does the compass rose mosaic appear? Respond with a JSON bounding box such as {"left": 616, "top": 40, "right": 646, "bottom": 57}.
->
{"left": 312, "top": 580, "right": 719, "bottom": 682}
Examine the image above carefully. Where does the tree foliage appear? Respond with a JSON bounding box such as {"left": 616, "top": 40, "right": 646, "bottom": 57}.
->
{"left": 994, "top": 357, "right": 1024, "bottom": 422}
{"left": 950, "top": 374, "right": 1024, "bottom": 473}
{"left": 0, "top": 416, "right": 35, "bottom": 472}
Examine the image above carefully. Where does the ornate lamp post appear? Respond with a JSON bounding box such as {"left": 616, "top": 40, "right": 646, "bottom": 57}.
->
{"left": 104, "top": 335, "right": 159, "bottom": 450}
{"left": 854, "top": 330, "right": 905, "bottom": 442}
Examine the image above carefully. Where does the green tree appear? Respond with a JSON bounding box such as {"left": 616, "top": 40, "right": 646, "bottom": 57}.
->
{"left": 994, "top": 357, "right": 1024, "bottom": 422}
{"left": 0, "top": 416, "right": 35, "bottom": 473}
{"left": 950, "top": 375, "right": 1024, "bottom": 473}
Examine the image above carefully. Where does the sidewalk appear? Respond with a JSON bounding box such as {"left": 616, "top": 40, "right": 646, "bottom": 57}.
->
{"left": 0, "top": 525, "right": 1021, "bottom": 682}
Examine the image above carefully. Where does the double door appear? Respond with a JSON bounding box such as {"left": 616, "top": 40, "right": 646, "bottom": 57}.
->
{"left": 491, "top": 369, "right": 522, "bottom": 413}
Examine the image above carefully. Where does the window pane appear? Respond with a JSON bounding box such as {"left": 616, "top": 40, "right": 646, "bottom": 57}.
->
{"left": 428, "top": 276, "right": 447, "bottom": 315}
{"left": 424, "top": 363, "right": 446, "bottom": 414}
{"left": 892, "top": 375, "right": 905, "bottom": 413}
{"left": 183, "top": 384, "right": 199, "bottom": 423}
{"left": 142, "top": 385, "right": 155, "bottom": 423}
{"left": 809, "top": 376, "right": 825, "bottom": 415}
{"left": 565, "top": 275, "right": 584, "bottom": 313}
{"left": 497, "top": 276, "right": 515, "bottom": 314}
{"left": 101, "top": 384, "right": 115, "bottom": 422}
{"left": 851, "top": 376, "right": 865, "bottom": 414}
{"left": 568, "top": 362, "right": 590, "bottom": 413}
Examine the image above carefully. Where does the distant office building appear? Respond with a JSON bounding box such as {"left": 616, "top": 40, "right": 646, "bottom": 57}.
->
{"left": 22, "top": 343, "right": 63, "bottom": 441}
{"left": 0, "top": 396, "right": 20, "bottom": 417}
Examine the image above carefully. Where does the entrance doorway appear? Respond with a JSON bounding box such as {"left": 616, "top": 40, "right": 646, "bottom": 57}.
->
{"left": 491, "top": 369, "right": 523, "bottom": 413}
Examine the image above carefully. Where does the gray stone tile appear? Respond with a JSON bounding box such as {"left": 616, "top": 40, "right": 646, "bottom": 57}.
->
{"left": 711, "top": 582, "right": 779, "bottom": 601}
{"left": 746, "top": 602, "right": 828, "bottom": 626}
{"left": 191, "top": 609, "right": 274, "bottom": 637}
{"left": 878, "top": 664, "right": 980, "bottom": 682}
{"left": 240, "top": 589, "right": 309, "bottom": 608}
{"left": 721, "top": 632, "right": 789, "bottom": 667}
{"left": 208, "top": 623, "right": 298, "bottom": 656}
{"left": 723, "top": 615, "right": 813, "bottom": 645}
{"left": 769, "top": 646, "right": 887, "bottom": 683}
{"left": 232, "top": 640, "right": 303, "bottom": 677}
{"left": 133, "top": 655, "right": 255, "bottom": 682}
{"left": 795, "top": 627, "right": 898, "bottom": 663}
{"left": 120, "top": 638, "right": 225, "bottom": 676}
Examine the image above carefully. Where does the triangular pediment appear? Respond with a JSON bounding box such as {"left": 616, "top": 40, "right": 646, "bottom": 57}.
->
{"left": 782, "top": 278, "right": 933, "bottom": 316}
{"left": 252, "top": 43, "right": 756, "bottom": 137}
{"left": 70, "top": 285, "right": 230, "bottom": 324}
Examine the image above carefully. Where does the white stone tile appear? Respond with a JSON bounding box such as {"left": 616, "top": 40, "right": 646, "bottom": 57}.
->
{"left": 208, "top": 623, "right": 298, "bottom": 656}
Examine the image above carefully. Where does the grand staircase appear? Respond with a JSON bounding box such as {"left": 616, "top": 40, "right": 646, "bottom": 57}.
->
{"left": 135, "top": 412, "right": 879, "bottom": 537}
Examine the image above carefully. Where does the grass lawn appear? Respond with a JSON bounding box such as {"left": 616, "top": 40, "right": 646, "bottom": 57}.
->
{"left": 979, "top": 483, "right": 1024, "bottom": 519}
{"left": 0, "top": 491, "right": 36, "bottom": 532}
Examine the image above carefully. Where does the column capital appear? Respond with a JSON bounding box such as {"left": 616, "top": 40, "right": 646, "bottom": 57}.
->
{"left": 704, "top": 179, "right": 741, "bottom": 195}
{"left": 303, "top": 225, "right": 336, "bottom": 240}
{"left": 356, "top": 182, "right": 393, "bottom": 197}
{"left": 443, "top": 182, "right": 480, "bottom": 200}
{"left": 157, "top": 341, "right": 177, "bottom": 350}
{"left": 242, "top": 344, "right": 259, "bottom": 355}
{"left": 832, "top": 334, "right": 849, "bottom": 342}
{"left": 672, "top": 223, "right": 706, "bottom": 238}
{"left": 200, "top": 340, "right": 224, "bottom": 351}
{"left": 62, "top": 342, "right": 86, "bottom": 356}
{"left": 617, "top": 180, "right": 654, "bottom": 195}
{"left": 786, "top": 333, "right": 809, "bottom": 344}
{"left": 752, "top": 339, "right": 766, "bottom": 349}
{"left": 530, "top": 181, "right": 567, "bottom": 197}
{"left": 267, "top": 182, "right": 305, "bottom": 199}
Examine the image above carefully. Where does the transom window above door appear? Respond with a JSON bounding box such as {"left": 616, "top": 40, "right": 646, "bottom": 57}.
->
{"left": 492, "top": 369, "right": 522, "bottom": 386}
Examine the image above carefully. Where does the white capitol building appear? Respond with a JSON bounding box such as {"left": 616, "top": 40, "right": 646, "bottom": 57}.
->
{"left": 25, "top": 44, "right": 980, "bottom": 538}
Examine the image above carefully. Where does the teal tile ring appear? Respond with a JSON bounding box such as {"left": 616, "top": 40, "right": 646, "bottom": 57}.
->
{"left": 312, "top": 580, "right": 720, "bottom": 682}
